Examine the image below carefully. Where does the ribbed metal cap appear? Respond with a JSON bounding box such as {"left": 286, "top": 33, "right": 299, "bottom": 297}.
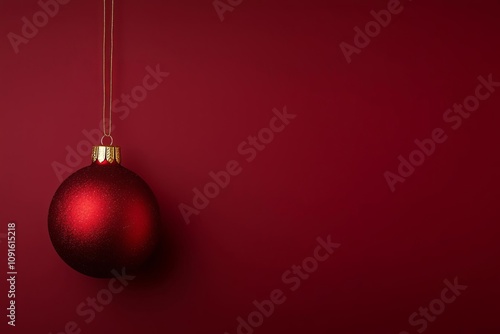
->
{"left": 91, "top": 146, "right": 121, "bottom": 165}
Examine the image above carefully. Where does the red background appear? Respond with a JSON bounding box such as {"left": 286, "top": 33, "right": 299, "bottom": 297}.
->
{"left": 1, "top": 0, "right": 500, "bottom": 333}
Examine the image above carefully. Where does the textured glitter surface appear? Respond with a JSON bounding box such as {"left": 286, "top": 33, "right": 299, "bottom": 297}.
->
{"left": 48, "top": 163, "right": 160, "bottom": 278}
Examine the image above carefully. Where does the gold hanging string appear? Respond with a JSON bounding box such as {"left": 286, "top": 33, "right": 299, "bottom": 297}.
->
{"left": 101, "top": 0, "right": 115, "bottom": 145}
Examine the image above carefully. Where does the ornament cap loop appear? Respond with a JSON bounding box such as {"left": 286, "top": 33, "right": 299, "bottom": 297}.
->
{"left": 100, "top": 135, "right": 113, "bottom": 146}
{"left": 92, "top": 146, "right": 121, "bottom": 165}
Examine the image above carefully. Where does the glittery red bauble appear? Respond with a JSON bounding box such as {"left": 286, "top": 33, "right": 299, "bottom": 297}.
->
{"left": 48, "top": 147, "right": 160, "bottom": 278}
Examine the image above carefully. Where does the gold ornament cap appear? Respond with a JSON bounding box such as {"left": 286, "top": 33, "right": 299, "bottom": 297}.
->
{"left": 92, "top": 146, "right": 121, "bottom": 165}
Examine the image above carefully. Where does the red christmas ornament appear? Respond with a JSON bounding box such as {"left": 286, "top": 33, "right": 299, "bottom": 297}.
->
{"left": 48, "top": 146, "right": 160, "bottom": 278}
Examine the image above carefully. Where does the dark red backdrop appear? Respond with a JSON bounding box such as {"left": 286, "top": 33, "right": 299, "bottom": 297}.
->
{"left": 1, "top": 0, "right": 500, "bottom": 333}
